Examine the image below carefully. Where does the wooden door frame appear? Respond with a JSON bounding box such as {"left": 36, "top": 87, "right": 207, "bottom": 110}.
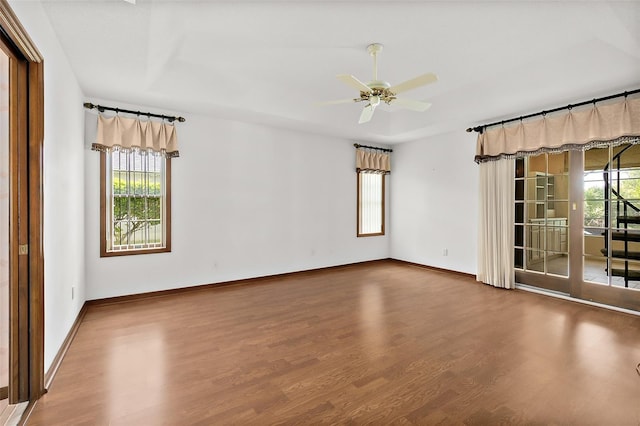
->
{"left": 0, "top": 0, "right": 45, "bottom": 403}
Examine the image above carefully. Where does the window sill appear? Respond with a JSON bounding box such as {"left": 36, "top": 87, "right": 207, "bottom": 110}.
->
{"left": 100, "top": 247, "right": 171, "bottom": 258}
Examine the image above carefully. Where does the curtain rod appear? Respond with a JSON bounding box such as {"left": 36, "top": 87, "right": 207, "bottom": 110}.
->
{"left": 83, "top": 102, "right": 186, "bottom": 123}
{"left": 354, "top": 143, "right": 393, "bottom": 153}
{"left": 466, "top": 88, "right": 640, "bottom": 134}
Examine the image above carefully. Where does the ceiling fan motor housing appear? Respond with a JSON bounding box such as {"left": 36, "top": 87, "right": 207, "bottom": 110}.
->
{"left": 361, "top": 82, "right": 396, "bottom": 105}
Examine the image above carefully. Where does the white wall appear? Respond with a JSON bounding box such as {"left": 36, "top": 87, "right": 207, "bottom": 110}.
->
{"left": 84, "top": 108, "right": 390, "bottom": 300}
{"left": 390, "top": 130, "right": 479, "bottom": 275}
{"left": 9, "top": 1, "right": 86, "bottom": 371}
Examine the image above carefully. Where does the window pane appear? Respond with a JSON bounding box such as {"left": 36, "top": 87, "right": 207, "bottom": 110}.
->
{"left": 358, "top": 172, "right": 383, "bottom": 235}
{"left": 515, "top": 158, "right": 525, "bottom": 178}
{"left": 584, "top": 255, "right": 609, "bottom": 285}
{"left": 515, "top": 225, "right": 524, "bottom": 247}
{"left": 106, "top": 151, "right": 167, "bottom": 253}
{"left": 515, "top": 180, "right": 524, "bottom": 201}
{"left": 526, "top": 250, "right": 544, "bottom": 272}
{"left": 514, "top": 248, "right": 523, "bottom": 269}
{"left": 515, "top": 203, "right": 524, "bottom": 224}
{"left": 527, "top": 154, "right": 546, "bottom": 177}
{"left": 548, "top": 152, "right": 568, "bottom": 174}
{"left": 546, "top": 252, "right": 568, "bottom": 277}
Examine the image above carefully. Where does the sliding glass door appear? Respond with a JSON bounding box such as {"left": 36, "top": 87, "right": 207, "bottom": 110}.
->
{"left": 515, "top": 146, "right": 640, "bottom": 311}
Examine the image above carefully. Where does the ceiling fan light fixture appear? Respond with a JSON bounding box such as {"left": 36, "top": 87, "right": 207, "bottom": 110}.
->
{"left": 322, "top": 43, "right": 438, "bottom": 124}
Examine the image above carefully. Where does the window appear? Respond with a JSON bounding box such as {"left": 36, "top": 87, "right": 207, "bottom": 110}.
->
{"left": 100, "top": 150, "right": 171, "bottom": 256}
{"left": 357, "top": 172, "right": 385, "bottom": 236}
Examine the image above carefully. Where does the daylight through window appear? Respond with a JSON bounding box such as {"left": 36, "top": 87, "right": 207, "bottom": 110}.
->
{"left": 358, "top": 172, "right": 384, "bottom": 236}
{"left": 101, "top": 150, "right": 171, "bottom": 256}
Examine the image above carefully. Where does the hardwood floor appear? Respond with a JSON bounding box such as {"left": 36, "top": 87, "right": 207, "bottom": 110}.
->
{"left": 26, "top": 260, "right": 640, "bottom": 425}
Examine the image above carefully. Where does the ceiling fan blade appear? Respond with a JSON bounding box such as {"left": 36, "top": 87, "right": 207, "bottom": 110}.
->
{"left": 392, "top": 97, "right": 432, "bottom": 112}
{"left": 317, "top": 98, "right": 358, "bottom": 106}
{"left": 337, "top": 74, "right": 372, "bottom": 93}
{"left": 389, "top": 73, "right": 438, "bottom": 95}
{"left": 358, "top": 104, "right": 376, "bottom": 124}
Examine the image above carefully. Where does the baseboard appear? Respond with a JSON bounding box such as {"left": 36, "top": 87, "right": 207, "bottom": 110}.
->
{"left": 43, "top": 303, "right": 88, "bottom": 391}
{"left": 389, "top": 258, "right": 477, "bottom": 280}
{"left": 87, "top": 258, "right": 394, "bottom": 307}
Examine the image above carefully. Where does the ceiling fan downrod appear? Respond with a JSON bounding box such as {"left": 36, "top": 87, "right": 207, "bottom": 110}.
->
{"left": 367, "top": 43, "right": 383, "bottom": 82}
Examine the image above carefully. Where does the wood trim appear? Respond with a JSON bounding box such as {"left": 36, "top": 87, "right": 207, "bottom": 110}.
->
{"left": 44, "top": 303, "right": 87, "bottom": 391}
{"left": 515, "top": 270, "right": 569, "bottom": 294}
{"left": 579, "top": 281, "right": 640, "bottom": 312}
{"left": 13, "top": 55, "right": 29, "bottom": 403}
{"left": 165, "top": 157, "right": 171, "bottom": 251}
{"left": 1, "top": 0, "right": 45, "bottom": 404}
{"left": 568, "top": 150, "right": 584, "bottom": 298}
{"left": 100, "top": 247, "right": 171, "bottom": 257}
{"left": 389, "top": 258, "right": 477, "bottom": 280}
{"left": 381, "top": 174, "right": 385, "bottom": 235}
{"left": 28, "top": 59, "right": 44, "bottom": 402}
{"left": 99, "top": 152, "right": 107, "bottom": 256}
{"left": 0, "top": 386, "right": 7, "bottom": 400}
{"left": 0, "top": 1, "right": 42, "bottom": 63}
{"left": 7, "top": 44, "right": 20, "bottom": 404}
{"left": 356, "top": 171, "right": 360, "bottom": 236}
{"left": 87, "top": 259, "right": 393, "bottom": 307}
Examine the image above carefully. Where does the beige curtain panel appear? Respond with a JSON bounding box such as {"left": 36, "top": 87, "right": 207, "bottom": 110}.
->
{"left": 356, "top": 148, "right": 391, "bottom": 174}
{"left": 475, "top": 97, "right": 640, "bottom": 163}
{"left": 477, "top": 158, "right": 515, "bottom": 289}
{"left": 92, "top": 115, "right": 180, "bottom": 158}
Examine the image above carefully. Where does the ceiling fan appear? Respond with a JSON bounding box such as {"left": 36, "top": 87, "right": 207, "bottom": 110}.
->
{"left": 323, "top": 43, "right": 437, "bottom": 124}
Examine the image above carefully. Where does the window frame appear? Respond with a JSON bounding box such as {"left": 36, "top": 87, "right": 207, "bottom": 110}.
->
{"left": 357, "top": 171, "right": 385, "bottom": 237}
{"left": 100, "top": 151, "right": 172, "bottom": 257}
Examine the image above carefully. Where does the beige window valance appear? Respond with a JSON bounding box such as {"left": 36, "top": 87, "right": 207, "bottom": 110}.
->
{"left": 475, "top": 96, "right": 640, "bottom": 163}
{"left": 356, "top": 148, "right": 391, "bottom": 174}
{"left": 92, "top": 115, "right": 180, "bottom": 158}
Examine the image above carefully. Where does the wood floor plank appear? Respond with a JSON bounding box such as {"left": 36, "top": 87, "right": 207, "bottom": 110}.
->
{"left": 26, "top": 261, "right": 640, "bottom": 425}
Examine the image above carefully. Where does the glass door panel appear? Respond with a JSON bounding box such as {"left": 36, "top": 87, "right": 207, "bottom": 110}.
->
{"left": 583, "top": 144, "right": 640, "bottom": 291}
{"left": 515, "top": 152, "right": 570, "bottom": 290}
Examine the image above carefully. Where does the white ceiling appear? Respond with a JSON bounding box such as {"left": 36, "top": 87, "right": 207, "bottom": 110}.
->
{"left": 37, "top": 0, "right": 640, "bottom": 144}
